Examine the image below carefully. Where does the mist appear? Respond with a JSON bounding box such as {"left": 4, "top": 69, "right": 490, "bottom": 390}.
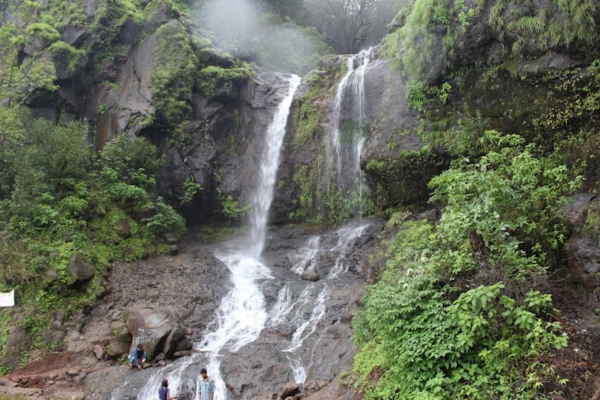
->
{"left": 198, "top": 0, "right": 330, "bottom": 74}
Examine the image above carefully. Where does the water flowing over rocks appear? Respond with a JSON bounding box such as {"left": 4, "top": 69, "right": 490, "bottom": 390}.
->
{"left": 79, "top": 218, "right": 384, "bottom": 400}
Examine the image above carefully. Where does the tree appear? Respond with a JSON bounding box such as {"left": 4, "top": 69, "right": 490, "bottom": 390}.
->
{"left": 304, "top": 0, "right": 404, "bottom": 54}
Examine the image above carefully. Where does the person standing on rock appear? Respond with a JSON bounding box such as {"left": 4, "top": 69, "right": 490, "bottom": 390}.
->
{"left": 129, "top": 344, "right": 147, "bottom": 370}
{"left": 197, "top": 368, "right": 214, "bottom": 400}
{"left": 159, "top": 379, "right": 178, "bottom": 400}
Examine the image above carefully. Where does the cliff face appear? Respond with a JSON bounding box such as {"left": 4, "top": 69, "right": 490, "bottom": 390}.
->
{"left": 0, "top": 0, "right": 300, "bottom": 224}
{"left": 3, "top": 0, "right": 600, "bottom": 226}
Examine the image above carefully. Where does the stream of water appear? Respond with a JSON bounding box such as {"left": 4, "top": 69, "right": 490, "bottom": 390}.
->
{"left": 331, "top": 48, "right": 373, "bottom": 192}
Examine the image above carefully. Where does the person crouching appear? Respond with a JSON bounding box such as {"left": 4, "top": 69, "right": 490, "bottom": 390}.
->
{"left": 129, "top": 344, "right": 147, "bottom": 370}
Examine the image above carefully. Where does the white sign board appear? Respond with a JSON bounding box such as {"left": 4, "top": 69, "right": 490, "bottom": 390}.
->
{"left": 0, "top": 290, "right": 15, "bottom": 307}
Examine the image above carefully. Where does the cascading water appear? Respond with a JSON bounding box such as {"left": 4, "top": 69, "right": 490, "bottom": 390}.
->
{"left": 196, "top": 73, "right": 301, "bottom": 400}
{"left": 124, "top": 73, "right": 300, "bottom": 400}
{"left": 330, "top": 48, "right": 373, "bottom": 194}
{"left": 267, "top": 221, "right": 371, "bottom": 385}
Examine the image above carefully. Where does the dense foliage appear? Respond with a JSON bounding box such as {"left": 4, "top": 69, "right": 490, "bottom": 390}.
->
{"left": 0, "top": 107, "right": 184, "bottom": 365}
{"left": 353, "top": 131, "right": 579, "bottom": 399}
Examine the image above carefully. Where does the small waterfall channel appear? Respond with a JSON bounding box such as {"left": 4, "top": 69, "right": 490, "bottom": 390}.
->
{"left": 330, "top": 48, "right": 373, "bottom": 200}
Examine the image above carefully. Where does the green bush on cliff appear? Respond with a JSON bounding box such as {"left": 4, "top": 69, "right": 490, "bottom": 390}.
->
{"left": 353, "top": 130, "right": 578, "bottom": 399}
{"left": 151, "top": 21, "right": 198, "bottom": 125}
{"left": 197, "top": 66, "right": 253, "bottom": 97}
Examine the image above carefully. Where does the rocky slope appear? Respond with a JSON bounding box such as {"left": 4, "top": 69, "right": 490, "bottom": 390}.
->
{"left": 0, "top": 219, "right": 384, "bottom": 399}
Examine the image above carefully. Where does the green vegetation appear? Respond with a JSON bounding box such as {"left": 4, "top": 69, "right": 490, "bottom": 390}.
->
{"left": 151, "top": 21, "right": 198, "bottom": 126}
{"left": 384, "top": 0, "right": 599, "bottom": 81}
{"left": 194, "top": 225, "right": 246, "bottom": 244}
{"left": 353, "top": 130, "right": 579, "bottom": 398}
{"left": 366, "top": 146, "right": 448, "bottom": 210}
{"left": 197, "top": 66, "right": 254, "bottom": 98}
{"left": 293, "top": 72, "right": 325, "bottom": 145}
{"left": 216, "top": 189, "right": 251, "bottom": 223}
{"left": 0, "top": 107, "right": 184, "bottom": 353}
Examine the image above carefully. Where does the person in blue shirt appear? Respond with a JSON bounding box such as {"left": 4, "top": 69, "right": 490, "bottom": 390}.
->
{"left": 159, "top": 379, "right": 178, "bottom": 400}
{"left": 197, "top": 368, "right": 214, "bottom": 400}
{"left": 129, "top": 344, "right": 147, "bottom": 370}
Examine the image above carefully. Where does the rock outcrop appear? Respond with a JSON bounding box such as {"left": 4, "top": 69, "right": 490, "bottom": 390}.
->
{"left": 67, "top": 254, "right": 95, "bottom": 284}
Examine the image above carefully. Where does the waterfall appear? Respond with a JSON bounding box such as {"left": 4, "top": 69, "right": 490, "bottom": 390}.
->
{"left": 110, "top": 64, "right": 376, "bottom": 399}
{"left": 331, "top": 48, "right": 372, "bottom": 192}
{"left": 197, "top": 74, "right": 301, "bottom": 400}
{"left": 124, "top": 74, "right": 300, "bottom": 400}
{"left": 248, "top": 74, "right": 302, "bottom": 259}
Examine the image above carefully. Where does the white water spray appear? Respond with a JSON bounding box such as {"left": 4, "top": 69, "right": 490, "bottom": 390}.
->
{"left": 289, "top": 236, "right": 320, "bottom": 274}
{"left": 249, "top": 74, "right": 301, "bottom": 259}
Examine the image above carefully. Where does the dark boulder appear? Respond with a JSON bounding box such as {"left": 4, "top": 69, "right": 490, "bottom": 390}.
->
{"left": 62, "top": 24, "right": 89, "bottom": 47}
{"left": 279, "top": 382, "right": 300, "bottom": 399}
{"left": 68, "top": 254, "right": 95, "bottom": 284}
{"left": 0, "top": 327, "right": 32, "bottom": 369}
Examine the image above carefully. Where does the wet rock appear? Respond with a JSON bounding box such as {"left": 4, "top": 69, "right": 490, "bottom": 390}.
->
{"left": 67, "top": 254, "right": 95, "bottom": 283}
{"left": 115, "top": 326, "right": 132, "bottom": 343}
{"left": 279, "top": 382, "right": 300, "bottom": 399}
{"left": 301, "top": 270, "right": 319, "bottom": 282}
{"left": 62, "top": 24, "right": 89, "bottom": 47}
{"left": 173, "top": 350, "right": 192, "bottom": 357}
{"left": 106, "top": 340, "right": 130, "bottom": 358}
{"left": 126, "top": 308, "right": 177, "bottom": 358}
{"left": 566, "top": 237, "right": 600, "bottom": 275}
{"left": 82, "top": 0, "right": 99, "bottom": 17}
{"left": 88, "top": 30, "right": 158, "bottom": 147}
{"left": 23, "top": 35, "right": 48, "bottom": 56}
{"left": 175, "top": 338, "right": 193, "bottom": 352}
